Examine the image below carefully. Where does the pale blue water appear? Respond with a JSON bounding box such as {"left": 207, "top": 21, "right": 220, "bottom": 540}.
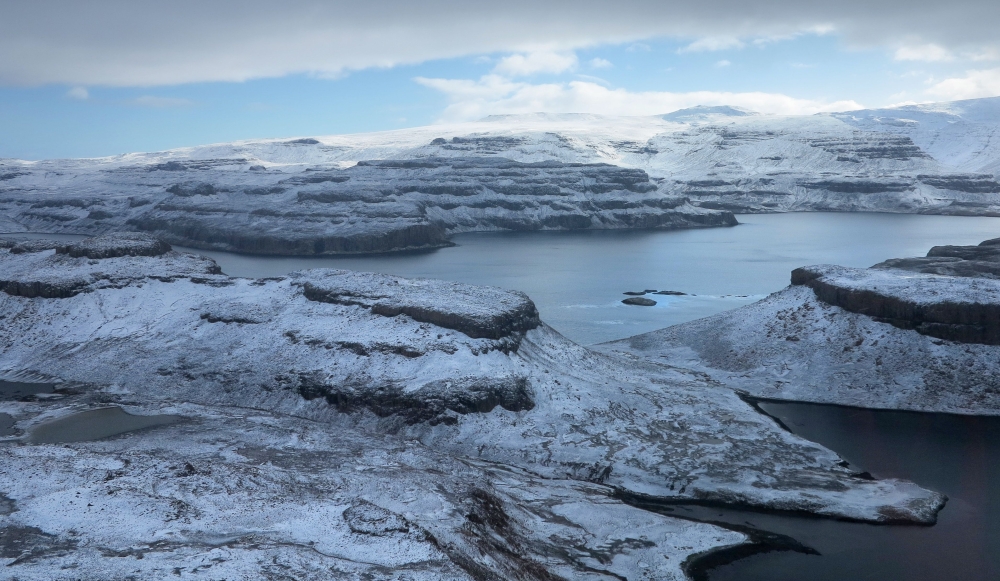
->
{"left": 182, "top": 212, "right": 1000, "bottom": 344}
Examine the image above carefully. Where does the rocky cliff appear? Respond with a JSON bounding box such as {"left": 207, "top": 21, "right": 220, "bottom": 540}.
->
{"left": 0, "top": 234, "right": 944, "bottom": 577}
{"left": 3, "top": 96, "right": 1000, "bottom": 254}
{"left": 0, "top": 157, "right": 734, "bottom": 255}
{"left": 600, "top": 237, "right": 1000, "bottom": 414}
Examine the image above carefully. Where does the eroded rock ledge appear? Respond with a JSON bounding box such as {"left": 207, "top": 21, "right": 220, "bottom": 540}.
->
{"left": 0, "top": 156, "right": 736, "bottom": 256}
{"left": 875, "top": 237, "right": 1000, "bottom": 279}
{"left": 792, "top": 264, "right": 1000, "bottom": 344}
{"left": 0, "top": 234, "right": 944, "bottom": 526}
{"left": 0, "top": 233, "right": 223, "bottom": 299}
{"left": 299, "top": 270, "right": 540, "bottom": 341}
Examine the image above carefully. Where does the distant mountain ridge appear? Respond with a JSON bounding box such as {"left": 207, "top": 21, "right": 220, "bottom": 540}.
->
{"left": 1, "top": 96, "right": 999, "bottom": 254}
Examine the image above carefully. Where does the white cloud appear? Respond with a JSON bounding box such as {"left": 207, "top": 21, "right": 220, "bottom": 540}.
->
{"left": 575, "top": 74, "right": 611, "bottom": 86}
{"left": 589, "top": 57, "right": 612, "bottom": 69}
{"left": 927, "top": 68, "right": 1000, "bottom": 101}
{"left": 715, "top": 60, "right": 732, "bottom": 68}
{"left": 679, "top": 36, "right": 745, "bottom": 53}
{"left": 493, "top": 51, "right": 577, "bottom": 76}
{"left": 416, "top": 76, "right": 863, "bottom": 122}
{"left": 967, "top": 48, "right": 1000, "bottom": 62}
{"left": 66, "top": 86, "right": 88, "bottom": 99}
{"left": 1, "top": 1, "right": 999, "bottom": 87}
{"left": 130, "top": 95, "right": 195, "bottom": 108}
{"left": 894, "top": 44, "right": 953, "bottom": 62}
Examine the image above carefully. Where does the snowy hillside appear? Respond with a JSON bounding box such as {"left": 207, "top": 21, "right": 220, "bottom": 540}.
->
{"left": 1, "top": 97, "right": 999, "bottom": 254}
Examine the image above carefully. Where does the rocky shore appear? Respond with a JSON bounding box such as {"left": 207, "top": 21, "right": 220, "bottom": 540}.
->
{"left": 600, "top": 237, "right": 1000, "bottom": 414}
{"left": 0, "top": 233, "right": 945, "bottom": 578}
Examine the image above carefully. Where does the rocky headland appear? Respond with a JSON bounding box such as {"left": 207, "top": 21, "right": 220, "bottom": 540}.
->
{"left": 0, "top": 233, "right": 946, "bottom": 578}
{"left": 600, "top": 237, "right": 1000, "bottom": 415}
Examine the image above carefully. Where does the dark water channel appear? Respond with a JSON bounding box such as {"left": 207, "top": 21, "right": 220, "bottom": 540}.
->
{"left": 0, "top": 379, "right": 56, "bottom": 399}
{"left": 678, "top": 401, "right": 1000, "bottom": 581}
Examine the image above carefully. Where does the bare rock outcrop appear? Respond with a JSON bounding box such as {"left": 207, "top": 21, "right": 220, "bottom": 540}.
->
{"left": 601, "top": 237, "right": 1000, "bottom": 414}
{"left": 299, "top": 269, "right": 540, "bottom": 341}
{"left": 0, "top": 242, "right": 944, "bottom": 524}
{"left": 55, "top": 232, "right": 172, "bottom": 259}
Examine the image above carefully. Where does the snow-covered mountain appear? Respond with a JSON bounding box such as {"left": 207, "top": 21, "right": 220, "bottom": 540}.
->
{"left": 2, "top": 97, "right": 999, "bottom": 254}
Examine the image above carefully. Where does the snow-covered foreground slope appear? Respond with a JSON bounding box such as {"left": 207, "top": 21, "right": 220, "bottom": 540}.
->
{"left": 2, "top": 97, "right": 1000, "bottom": 255}
{"left": 0, "top": 233, "right": 945, "bottom": 577}
{"left": 600, "top": 238, "right": 1000, "bottom": 415}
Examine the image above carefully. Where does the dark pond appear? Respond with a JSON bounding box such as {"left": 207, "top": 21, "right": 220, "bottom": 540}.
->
{"left": 0, "top": 379, "right": 57, "bottom": 400}
{"left": 683, "top": 401, "right": 1000, "bottom": 581}
{"left": 26, "top": 407, "right": 184, "bottom": 444}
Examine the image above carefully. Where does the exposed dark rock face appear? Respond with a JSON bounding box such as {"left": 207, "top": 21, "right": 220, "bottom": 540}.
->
{"left": 807, "top": 136, "right": 929, "bottom": 160}
{"left": 299, "top": 270, "right": 540, "bottom": 341}
{"left": 7, "top": 240, "right": 64, "bottom": 254}
{"left": 800, "top": 179, "right": 914, "bottom": 194}
{"left": 297, "top": 374, "right": 534, "bottom": 426}
{"left": 0, "top": 525, "right": 78, "bottom": 564}
{"left": 918, "top": 174, "right": 1000, "bottom": 193}
{"left": 0, "top": 235, "right": 223, "bottom": 299}
{"left": 874, "top": 237, "right": 1000, "bottom": 279}
{"left": 57, "top": 232, "right": 172, "bottom": 259}
{"left": 0, "top": 156, "right": 735, "bottom": 256}
{"left": 127, "top": 216, "right": 452, "bottom": 256}
{"left": 342, "top": 500, "right": 411, "bottom": 535}
{"left": 792, "top": 264, "right": 1000, "bottom": 344}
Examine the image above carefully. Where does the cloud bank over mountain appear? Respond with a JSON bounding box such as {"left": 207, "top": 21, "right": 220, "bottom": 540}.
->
{"left": 2, "top": 1, "right": 998, "bottom": 87}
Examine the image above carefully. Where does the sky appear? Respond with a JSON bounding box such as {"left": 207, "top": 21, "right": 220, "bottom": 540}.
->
{"left": 2, "top": 1, "right": 999, "bottom": 160}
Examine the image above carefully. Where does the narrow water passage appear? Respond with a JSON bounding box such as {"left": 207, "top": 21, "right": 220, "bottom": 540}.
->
{"left": 693, "top": 401, "right": 1000, "bottom": 581}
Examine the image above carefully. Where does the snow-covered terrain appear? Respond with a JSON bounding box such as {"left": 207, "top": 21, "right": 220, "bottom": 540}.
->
{"left": 0, "top": 233, "right": 946, "bottom": 578}
{"left": 600, "top": 237, "right": 1000, "bottom": 415}
{"left": 2, "top": 97, "right": 1000, "bottom": 254}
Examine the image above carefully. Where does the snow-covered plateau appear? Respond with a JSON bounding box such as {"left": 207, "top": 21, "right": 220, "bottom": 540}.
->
{"left": 600, "top": 237, "right": 1000, "bottom": 415}
{"left": 0, "top": 233, "right": 946, "bottom": 579}
{"left": 3, "top": 97, "right": 1000, "bottom": 254}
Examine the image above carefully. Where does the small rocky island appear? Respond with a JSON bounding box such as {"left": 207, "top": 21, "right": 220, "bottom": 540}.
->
{"left": 0, "top": 233, "right": 945, "bottom": 579}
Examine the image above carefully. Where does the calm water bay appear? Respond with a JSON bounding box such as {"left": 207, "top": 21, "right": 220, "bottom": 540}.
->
{"left": 688, "top": 401, "right": 1000, "bottom": 581}
{"left": 187, "top": 212, "right": 1000, "bottom": 345}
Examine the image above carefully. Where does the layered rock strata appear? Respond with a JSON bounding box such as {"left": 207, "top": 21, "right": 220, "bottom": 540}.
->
{"left": 600, "top": 238, "right": 1000, "bottom": 414}
{"left": 0, "top": 157, "right": 735, "bottom": 255}
{"left": 5, "top": 97, "right": 999, "bottom": 238}
{"left": 0, "top": 235, "right": 943, "bottom": 557}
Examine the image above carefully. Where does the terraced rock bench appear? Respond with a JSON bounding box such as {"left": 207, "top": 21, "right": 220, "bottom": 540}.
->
{"left": 792, "top": 264, "right": 1000, "bottom": 344}
{"left": 298, "top": 269, "right": 540, "bottom": 341}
